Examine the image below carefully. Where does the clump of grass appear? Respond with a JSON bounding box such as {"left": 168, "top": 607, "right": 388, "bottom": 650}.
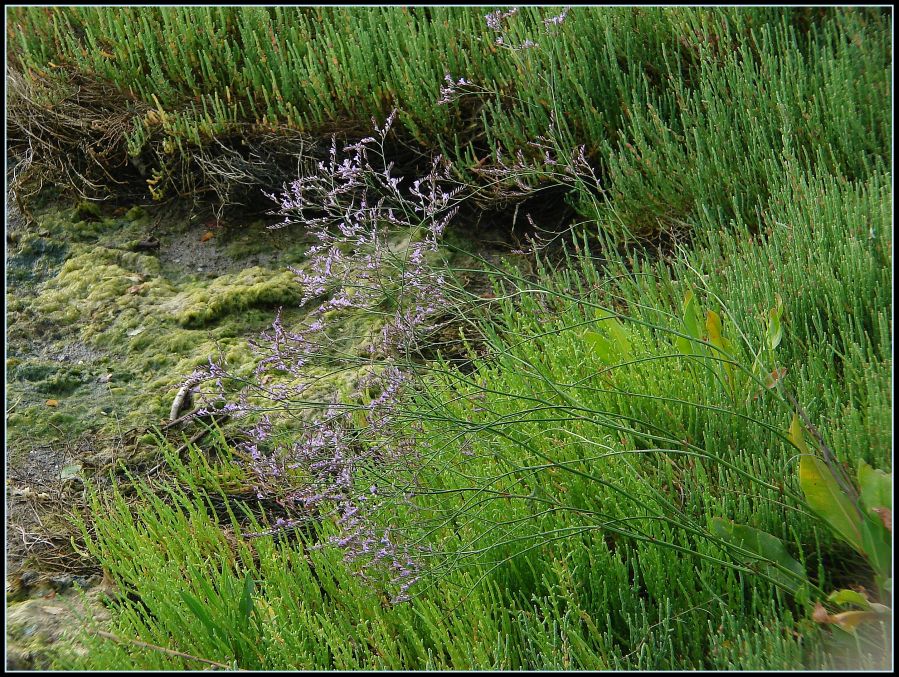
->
{"left": 7, "top": 7, "right": 890, "bottom": 240}
{"left": 61, "top": 433, "right": 827, "bottom": 670}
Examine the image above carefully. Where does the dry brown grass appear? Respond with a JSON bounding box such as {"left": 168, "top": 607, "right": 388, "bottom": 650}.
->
{"left": 7, "top": 66, "right": 146, "bottom": 210}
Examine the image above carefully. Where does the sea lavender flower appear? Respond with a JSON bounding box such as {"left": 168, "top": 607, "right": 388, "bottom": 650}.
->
{"left": 543, "top": 7, "right": 570, "bottom": 28}
{"left": 485, "top": 7, "right": 519, "bottom": 32}
{"left": 186, "top": 108, "right": 469, "bottom": 604}
{"left": 439, "top": 73, "right": 473, "bottom": 105}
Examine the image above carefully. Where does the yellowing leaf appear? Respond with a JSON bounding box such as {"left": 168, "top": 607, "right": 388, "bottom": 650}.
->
{"left": 705, "top": 310, "right": 722, "bottom": 346}
{"left": 812, "top": 603, "right": 881, "bottom": 633}
{"left": 799, "top": 452, "right": 864, "bottom": 554}
{"left": 827, "top": 589, "right": 872, "bottom": 610}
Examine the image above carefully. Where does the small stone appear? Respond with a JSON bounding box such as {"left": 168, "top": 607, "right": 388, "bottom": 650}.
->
{"left": 19, "top": 622, "right": 39, "bottom": 638}
{"left": 20, "top": 571, "right": 39, "bottom": 588}
{"left": 72, "top": 575, "right": 99, "bottom": 589}
{"left": 49, "top": 576, "right": 74, "bottom": 592}
{"left": 60, "top": 462, "right": 82, "bottom": 482}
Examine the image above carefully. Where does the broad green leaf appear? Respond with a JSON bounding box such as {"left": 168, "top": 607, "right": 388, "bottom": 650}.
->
{"left": 788, "top": 414, "right": 809, "bottom": 455}
{"left": 238, "top": 572, "right": 255, "bottom": 626}
{"left": 827, "top": 589, "right": 871, "bottom": 610}
{"left": 181, "top": 590, "right": 229, "bottom": 648}
{"left": 594, "top": 309, "right": 633, "bottom": 361}
{"left": 583, "top": 330, "right": 617, "bottom": 364}
{"left": 859, "top": 514, "right": 892, "bottom": 584}
{"left": 711, "top": 518, "right": 808, "bottom": 593}
{"left": 677, "top": 290, "right": 703, "bottom": 356}
{"left": 675, "top": 334, "right": 694, "bottom": 357}
{"left": 588, "top": 308, "right": 633, "bottom": 362}
{"left": 857, "top": 461, "right": 891, "bottom": 512}
{"left": 234, "top": 573, "right": 259, "bottom": 666}
{"left": 606, "top": 320, "right": 633, "bottom": 361}
{"left": 798, "top": 452, "right": 864, "bottom": 554}
{"left": 594, "top": 307, "right": 613, "bottom": 322}
{"left": 682, "top": 290, "right": 702, "bottom": 339}
{"left": 872, "top": 507, "right": 892, "bottom": 533}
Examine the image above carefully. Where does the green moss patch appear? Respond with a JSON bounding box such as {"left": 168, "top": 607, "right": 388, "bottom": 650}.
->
{"left": 73, "top": 200, "right": 102, "bottom": 222}
{"left": 5, "top": 199, "right": 389, "bottom": 465}
{"left": 163, "top": 267, "right": 303, "bottom": 328}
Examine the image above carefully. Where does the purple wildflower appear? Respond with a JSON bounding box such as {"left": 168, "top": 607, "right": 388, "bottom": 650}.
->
{"left": 543, "top": 7, "right": 570, "bottom": 28}
{"left": 184, "top": 109, "right": 469, "bottom": 605}
{"left": 485, "top": 8, "right": 519, "bottom": 32}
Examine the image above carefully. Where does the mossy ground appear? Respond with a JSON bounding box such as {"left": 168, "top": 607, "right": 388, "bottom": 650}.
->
{"left": 0, "top": 193, "right": 348, "bottom": 662}
{"left": 5, "top": 194, "right": 381, "bottom": 572}
{"left": 6, "top": 190, "right": 491, "bottom": 557}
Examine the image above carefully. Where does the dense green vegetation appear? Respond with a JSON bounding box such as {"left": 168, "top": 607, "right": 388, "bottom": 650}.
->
{"left": 6, "top": 5, "right": 891, "bottom": 671}
{"left": 8, "top": 7, "right": 890, "bottom": 230}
